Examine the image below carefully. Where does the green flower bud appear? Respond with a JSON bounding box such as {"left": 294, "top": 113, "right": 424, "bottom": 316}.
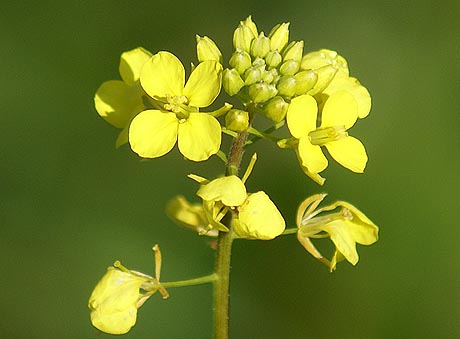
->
{"left": 251, "top": 32, "right": 270, "bottom": 58}
{"left": 261, "top": 68, "right": 277, "bottom": 83}
{"left": 282, "top": 40, "right": 304, "bottom": 63}
{"left": 225, "top": 109, "right": 249, "bottom": 132}
{"left": 268, "top": 22, "right": 290, "bottom": 51}
{"left": 229, "top": 49, "right": 252, "bottom": 75}
{"left": 279, "top": 59, "right": 300, "bottom": 75}
{"left": 249, "top": 82, "right": 277, "bottom": 103}
{"left": 307, "top": 65, "right": 338, "bottom": 95}
{"left": 262, "top": 96, "right": 288, "bottom": 122}
{"left": 244, "top": 66, "right": 263, "bottom": 86}
{"left": 243, "top": 16, "right": 258, "bottom": 38}
{"left": 294, "top": 70, "right": 318, "bottom": 95}
{"left": 196, "top": 35, "right": 222, "bottom": 63}
{"left": 233, "top": 21, "right": 257, "bottom": 53}
{"left": 277, "top": 75, "right": 297, "bottom": 98}
{"left": 223, "top": 68, "right": 244, "bottom": 96}
{"left": 265, "top": 50, "right": 282, "bottom": 68}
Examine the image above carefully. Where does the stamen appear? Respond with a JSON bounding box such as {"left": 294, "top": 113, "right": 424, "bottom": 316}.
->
{"left": 308, "top": 125, "right": 348, "bottom": 145}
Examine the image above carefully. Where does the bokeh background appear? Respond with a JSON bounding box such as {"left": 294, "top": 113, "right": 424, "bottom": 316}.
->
{"left": 2, "top": 1, "right": 459, "bottom": 338}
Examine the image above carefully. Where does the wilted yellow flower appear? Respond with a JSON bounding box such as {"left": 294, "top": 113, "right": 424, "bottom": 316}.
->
{"left": 129, "top": 51, "right": 222, "bottom": 161}
{"left": 191, "top": 174, "right": 285, "bottom": 239}
{"left": 94, "top": 47, "right": 152, "bottom": 147}
{"left": 286, "top": 91, "right": 368, "bottom": 184}
{"left": 296, "top": 194, "right": 379, "bottom": 271}
{"left": 88, "top": 266, "right": 156, "bottom": 334}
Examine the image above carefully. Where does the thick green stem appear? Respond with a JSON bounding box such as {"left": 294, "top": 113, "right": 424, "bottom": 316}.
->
{"left": 213, "top": 130, "right": 249, "bottom": 339}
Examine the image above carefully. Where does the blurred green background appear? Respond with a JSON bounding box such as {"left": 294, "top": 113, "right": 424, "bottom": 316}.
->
{"left": 2, "top": 1, "right": 459, "bottom": 338}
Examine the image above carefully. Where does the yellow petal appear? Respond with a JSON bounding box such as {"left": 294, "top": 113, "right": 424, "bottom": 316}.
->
{"left": 325, "top": 136, "right": 368, "bottom": 173}
{"left": 321, "top": 91, "right": 358, "bottom": 129}
{"left": 297, "top": 137, "right": 328, "bottom": 174}
{"left": 178, "top": 113, "right": 221, "bottom": 161}
{"left": 119, "top": 47, "right": 153, "bottom": 86}
{"left": 286, "top": 95, "right": 318, "bottom": 138}
{"left": 140, "top": 51, "right": 185, "bottom": 99}
{"left": 184, "top": 61, "right": 222, "bottom": 107}
{"left": 324, "top": 77, "right": 371, "bottom": 119}
{"left": 115, "top": 124, "right": 130, "bottom": 148}
{"left": 321, "top": 220, "right": 360, "bottom": 265}
{"left": 197, "top": 175, "right": 247, "bottom": 206}
{"left": 95, "top": 80, "right": 144, "bottom": 128}
{"left": 129, "top": 110, "right": 178, "bottom": 158}
{"left": 235, "top": 191, "right": 286, "bottom": 240}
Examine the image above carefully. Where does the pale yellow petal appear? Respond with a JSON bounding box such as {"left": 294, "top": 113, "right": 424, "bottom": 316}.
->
{"left": 321, "top": 220, "right": 359, "bottom": 265}
{"left": 197, "top": 175, "right": 247, "bottom": 206}
{"left": 297, "top": 137, "right": 328, "bottom": 174}
{"left": 129, "top": 110, "right": 178, "bottom": 158}
{"left": 140, "top": 51, "right": 185, "bottom": 99}
{"left": 324, "top": 77, "right": 371, "bottom": 119}
{"left": 95, "top": 80, "right": 144, "bottom": 128}
{"left": 119, "top": 47, "right": 153, "bottom": 85}
{"left": 235, "top": 191, "right": 286, "bottom": 240}
{"left": 184, "top": 61, "right": 222, "bottom": 107}
{"left": 115, "top": 124, "right": 129, "bottom": 148}
{"left": 321, "top": 91, "right": 358, "bottom": 129}
{"left": 178, "top": 113, "right": 221, "bottom": 161}
{"left": 286, "top": 95, "right": 318, "bottom": 138}
{"left": 325, "top": 136, "right": 368, "bottom": 173}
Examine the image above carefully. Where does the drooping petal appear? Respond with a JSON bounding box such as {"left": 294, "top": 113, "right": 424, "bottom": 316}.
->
{"left": 321, "top": 91, "right": 358, "bottom": 129}
{"left": 297, "top": 137, "right": 328, "bottom": 174}
{"left": 286, "top": 94, "right": 318, "bottom": 138}
{"left": 119, "top": 47, "right": 153, "bottom": 86}
{"left": 177, "top": 113, "right": 221, "bottom": 161}
{"left": 95, "top": 80, "right": 144, "bottom": 128}
{"left": 115, "top": 124, "right": 130, "bottom": 148}
{"left": 321, "top": 220, "right": 360, "bottom": 265}
{"left": 197, "top": 175, "right": 247, "bottom": 206}
{"left": 129, "top": 110, "right": 178, "bottom": 158}
{"left": 140, "top": 51, "right": 185, "bottom": 99}
{"left": 235, "top": 191, "right": 286, "bottom": 240}
{"left": 184, "top": 61, "right": 222, "bottom": 108}
{"left": 325, "top": 136, "right": 368, "bottom": 173}
{"left": 324, "top": 77, "right": 371, "bottom": 119}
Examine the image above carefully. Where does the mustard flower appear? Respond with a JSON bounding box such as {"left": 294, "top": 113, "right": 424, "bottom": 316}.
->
{"left": 129, "top": 51, "right": 223, "bottom": 161}
{"left": 94, "top": 47, "right": 152, "bottom": 148}
{"left": 88, "top": 266, "right": 156, "bottom": 334}
{"left": 296, "top": 194, "right": 379, "bottom": 271}
{"left": 192, "top": 174, "right": 286, "bottom": 240}
{"left": 286, "top": 91, "right": 368, "bottom": 184}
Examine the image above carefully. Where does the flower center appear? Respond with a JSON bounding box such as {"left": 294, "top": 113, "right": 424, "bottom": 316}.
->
{"left": 308, "top": 126, "right": 348, "bottom": 145}
{"left": 164, "top": 94, "right": 190, "bottom": 118}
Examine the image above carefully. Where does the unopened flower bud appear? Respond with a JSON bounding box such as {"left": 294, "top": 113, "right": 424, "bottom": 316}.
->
{"left": 233, "top": 21, "right": 257, "bottom": 53}
{"left": 268, "top": 22, "right": 290, "bottom": 51}
{"left": 295, "top": 70, "right": 318, "bottom": 95}
{"left": 279, "top": 59, "right": 300, "bottom": 75}
{"left": 249, "top": 82, "right": 277, "bottom": 103}
{"left": 262, "top": 96, "right": 289, "bottom": 122}
{"left": 261, "top": 68, "right": 276, "bottom": 83}
{"left": 243, "top": 16, "right": 258, "bottom": 38}
{"left": 251, "top": 32, "right": 270, "bottom": 58}
{"left": 277, "top": 75, "right": 297, "bottom": 98}
{"left": 196, "top": 35, "right": 222, "bottom": 63}
{"left": 244, "top": 66, "right": 263, "bottom": 86}
{"left": 301, "top": 49, "right": 348, "bottom": 78}
{"left": 223, "top": 68, "right": 244, "bottom": 96}
{"left": 265, "top": 50, "right": 282, "bottom": 68}
{"left": 225, "top": 109, "right": 249, "bottom": 132}
{"left": 229, "top": 49, "right": 252, "bottom": 75}
{"left": 282, "top": 41, "right": 304, "bottom": 63}
{"left": 307, "top": 65, "right": 338, "bottom": 95}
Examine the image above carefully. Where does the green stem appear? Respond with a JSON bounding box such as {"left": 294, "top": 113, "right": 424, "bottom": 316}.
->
{"left": 162, "top": 273, "right": 217, "bottom": 288}
{"left": 213, "top": 129, "right": 249, "bottom": 339}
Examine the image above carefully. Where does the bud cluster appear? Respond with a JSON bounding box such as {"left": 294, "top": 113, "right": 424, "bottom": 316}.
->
{"left": 223, "top": 16, "right": 340, "bottom": 123}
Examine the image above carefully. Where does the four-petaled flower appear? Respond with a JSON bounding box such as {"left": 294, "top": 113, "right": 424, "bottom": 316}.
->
{"left": 129, "top": 51, "right": 223, "bottom": 161}
{"left": 286, "top": 91, "right": 368, "bottom": 185}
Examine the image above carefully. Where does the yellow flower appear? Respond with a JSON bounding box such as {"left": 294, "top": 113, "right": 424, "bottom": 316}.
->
{"left": 94, "top": 47, "right": 152, "bottom": 148}
{"left": 286, "top": 91, "right": 368, "bottom": 185}
{"left": 192, "top": 174, "right": 285, "bottom": 239}
{"left": 129, "top": 51, "right": 223, "bottom": 161}
{"left": 296, "top": 194, "right": 379, "bottom": 271}
{"left": 88, "top": 266, "right": 155, "bottom": 334}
